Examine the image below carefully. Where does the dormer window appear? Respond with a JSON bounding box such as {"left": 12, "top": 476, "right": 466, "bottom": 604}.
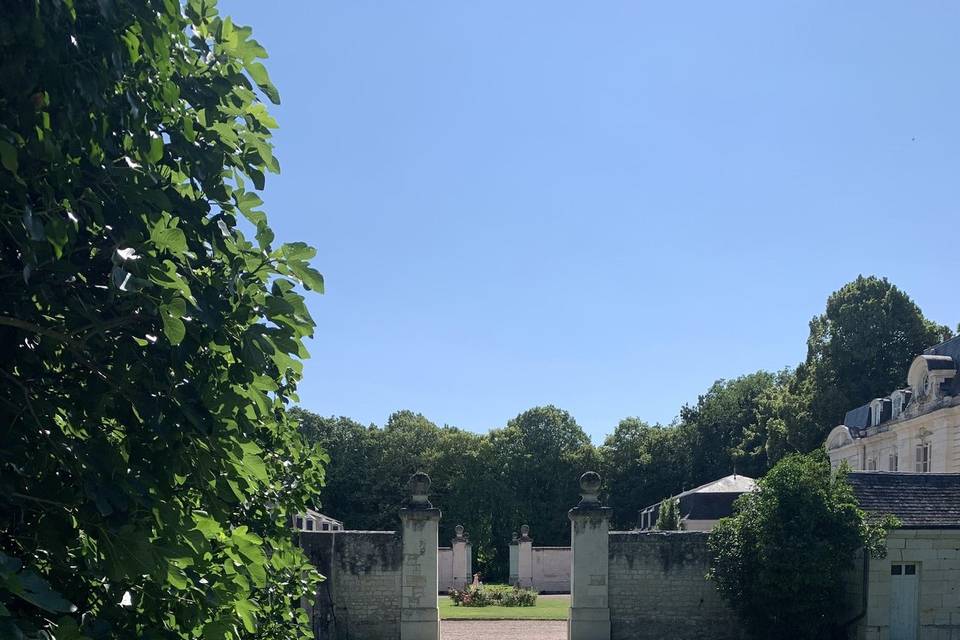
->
{"left": 870, "top": 399, "right": 885, "bottom": 427}
{"left": 888, "top": 449, "right": 898, "bottom": 471}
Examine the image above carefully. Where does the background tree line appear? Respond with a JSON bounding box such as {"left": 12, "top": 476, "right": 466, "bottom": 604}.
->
{"left": 297, "top": 275, "right": 953, "bottom": 581}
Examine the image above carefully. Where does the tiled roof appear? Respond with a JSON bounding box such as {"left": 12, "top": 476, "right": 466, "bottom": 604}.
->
{"left": 848, "top": 472, "right": 960, "bottom": 529}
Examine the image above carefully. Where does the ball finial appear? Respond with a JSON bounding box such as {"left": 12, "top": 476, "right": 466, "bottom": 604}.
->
{"left": 407, "top": 472, "right": 432, "bottom": 508}
{"left": 578, "top": 471, "right": 602, "bottom": 506}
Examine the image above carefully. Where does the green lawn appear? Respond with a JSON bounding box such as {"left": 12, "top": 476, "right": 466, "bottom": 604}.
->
{"left": 439, "top": 594, "right": 569, "bottom": 620}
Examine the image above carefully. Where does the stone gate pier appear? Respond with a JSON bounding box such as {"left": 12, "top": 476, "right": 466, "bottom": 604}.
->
{"left": 299, "top": 473, "right": 444, "bottom": 640}
{"left": 399, "top": 472, "right": 441, "bottom": 640}
{"left": 568, "top": 471, "right": 611, "bottom": 640}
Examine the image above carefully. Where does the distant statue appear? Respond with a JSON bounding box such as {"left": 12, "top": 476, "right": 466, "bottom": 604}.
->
{"left": 472, "top": 573, "right": 481, "bottom": 587}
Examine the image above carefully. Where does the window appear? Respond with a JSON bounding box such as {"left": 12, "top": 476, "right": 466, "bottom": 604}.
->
{"left": 888, "top": 450, "right": 898, "bottom": 472}
{"left": 321, "top": 523, "right": 330, "bottom": 531}
{"left": 915, "top": 443, "right": 931, "bottom": 472}
{"left": 306, "top": 519, "right": 314, "bottom": 531}
{"left": 871, "top": 404, "right": 881, "bottom": 427}
{"left": 867, "top": 458, "right": 877, "bottom": 471}
{"left": 295, "top": 517, "right": 303, "bottom": 529}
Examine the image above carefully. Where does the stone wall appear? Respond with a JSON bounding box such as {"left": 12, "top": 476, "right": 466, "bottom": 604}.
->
{"left": 531, "top": 547, "right": 570, "bottom": 593}
{"left": 300, "top": 531, "right": 403, "bottom": 640}
{"left": 607, "top": 531, "right": 745, "bottom": 640}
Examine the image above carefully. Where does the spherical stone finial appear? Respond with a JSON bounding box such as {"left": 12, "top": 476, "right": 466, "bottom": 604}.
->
{"left": 520, "top": 524, "right": 530, "bottom": 535}
{"left": 578, "top": 471, "right": 602, "bottom": 506}
{"left": 407, "top": 471, "right": 432, "bottom": 508}
{"left": 455, "top": 524, "right": 464, "bottom": 537}
{"left": 511, "top": 531, "right": 519, "bottom": 543}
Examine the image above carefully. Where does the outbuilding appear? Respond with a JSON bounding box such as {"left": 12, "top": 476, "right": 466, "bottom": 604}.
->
{"left": 845, "top": 472, "right": 960, "bottom": 640}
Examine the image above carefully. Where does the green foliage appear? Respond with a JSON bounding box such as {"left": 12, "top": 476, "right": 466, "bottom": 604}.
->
{"left": 0, "top": 1, "right": 325, "bottom": 638}
{"left": 800, "top": 275, "right": 952, "bottom": 446}
{"left": 449, "top": 584, "right": 537, "bottom": 608}
{"left": 707, "top": 452, "right": 898, "bottom": 640}
{"left": 680, "top": 372, "right": 778, "bottom": 480}
{"left": 654, "top": 497, "right": 683, "bottom": 531}
{"left": 491, "top": 406, "right": 597, "bottom": 550}
{"left": 599, "top": 418, "right": 686, "bottom": 530}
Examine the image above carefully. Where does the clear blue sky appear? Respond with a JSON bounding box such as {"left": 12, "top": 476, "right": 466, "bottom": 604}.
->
{"left": 222, "top": 1, "right": 959, "bottom": 442}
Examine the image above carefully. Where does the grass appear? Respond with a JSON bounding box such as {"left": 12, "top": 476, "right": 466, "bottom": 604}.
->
{"left": 439, "top": 593, "right": 569, "bottom": 620}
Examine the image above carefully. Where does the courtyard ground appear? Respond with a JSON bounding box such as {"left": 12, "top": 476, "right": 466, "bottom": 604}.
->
{"left": 439, "top": 594, "right": 569, "bottom": 620}
{"left": 441, "top": 620, "right": 566, "bottom": 640}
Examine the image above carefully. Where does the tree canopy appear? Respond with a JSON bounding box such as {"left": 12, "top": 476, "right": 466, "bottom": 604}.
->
{"left": 1, "top": 1, "right": 325, "bottom": 638}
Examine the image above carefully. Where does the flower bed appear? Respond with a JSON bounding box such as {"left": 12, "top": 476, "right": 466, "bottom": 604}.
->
{"left": 448, "top": 584, "right": 538, "bottom": 607}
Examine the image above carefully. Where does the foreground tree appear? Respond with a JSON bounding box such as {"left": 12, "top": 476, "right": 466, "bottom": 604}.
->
{"left": 708, "top": 452, "right": 896, "bottom": 640}
{"left": 1, "top": 1, "right": 325, "bottom": 638}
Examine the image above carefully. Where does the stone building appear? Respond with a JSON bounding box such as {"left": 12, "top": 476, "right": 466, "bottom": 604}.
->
{"left": 637, "top": 474, "right": 756, "bottom": 532}
{"left": 826, "top": 336, "right": 960, "bottom": 473}
{"left": 294, "top": 508, "right": 343, "bottom": 532}
{"left": 845, "top": 472, "right": 960, "bottom": 640}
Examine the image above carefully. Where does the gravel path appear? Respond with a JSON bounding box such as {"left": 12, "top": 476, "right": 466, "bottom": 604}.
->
{"left": 441, "top": 620, "right": 566, "bottom": 640}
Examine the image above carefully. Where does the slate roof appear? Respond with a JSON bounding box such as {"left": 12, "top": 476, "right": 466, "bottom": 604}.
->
{"left": 848, "top": 472, "right": 960, "bottom": 529}
{"left": 925, "top": 334, "right": 960, "bottom": 361}
{"left": 843, "top": 404, "right": 872, "bottom": 432}
{"left": 676, "top": 474, "right": 757, "bottom": 497}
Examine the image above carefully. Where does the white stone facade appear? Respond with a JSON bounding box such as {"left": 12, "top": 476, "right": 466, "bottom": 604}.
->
{"left": 826, "top": 340, "right": 960, "bottom": 473}
{"left": 827, "top": 404, "right": 960, "bottom": 473}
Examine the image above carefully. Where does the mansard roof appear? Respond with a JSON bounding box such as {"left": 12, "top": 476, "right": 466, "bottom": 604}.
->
{"left": 840, "top": 336, "right": 960, "bottom": 435}
{"left": 925, "top": 334, "right": 960, "bottom": 361}
{"left": 848, "top": 472, "right": 960, "bottom": 529}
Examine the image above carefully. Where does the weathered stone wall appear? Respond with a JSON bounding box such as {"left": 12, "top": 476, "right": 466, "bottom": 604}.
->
{"left": 300, "top": 531, "right": 403, "bottom": 640}
{"left": 607, "top": 531, "right": 745, "bottom": 640}
{"left": 531, "top": 547, "right": 570, "bottom": 593}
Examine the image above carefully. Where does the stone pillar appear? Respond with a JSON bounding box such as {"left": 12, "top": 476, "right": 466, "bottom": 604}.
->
{"left": 451, "top": 524, "right": 472, "bottom": 590}
{"left": 568, "top": 471, "right": 611, "bottom": 640}
{"left": 518, "top": 524, "right": 534, "bottom": 589}
{"left": 400, "top": 472, "right": 441, "bottom": 640}
{"left": 509, "top": 531, "right": 520, "bottom": 586}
